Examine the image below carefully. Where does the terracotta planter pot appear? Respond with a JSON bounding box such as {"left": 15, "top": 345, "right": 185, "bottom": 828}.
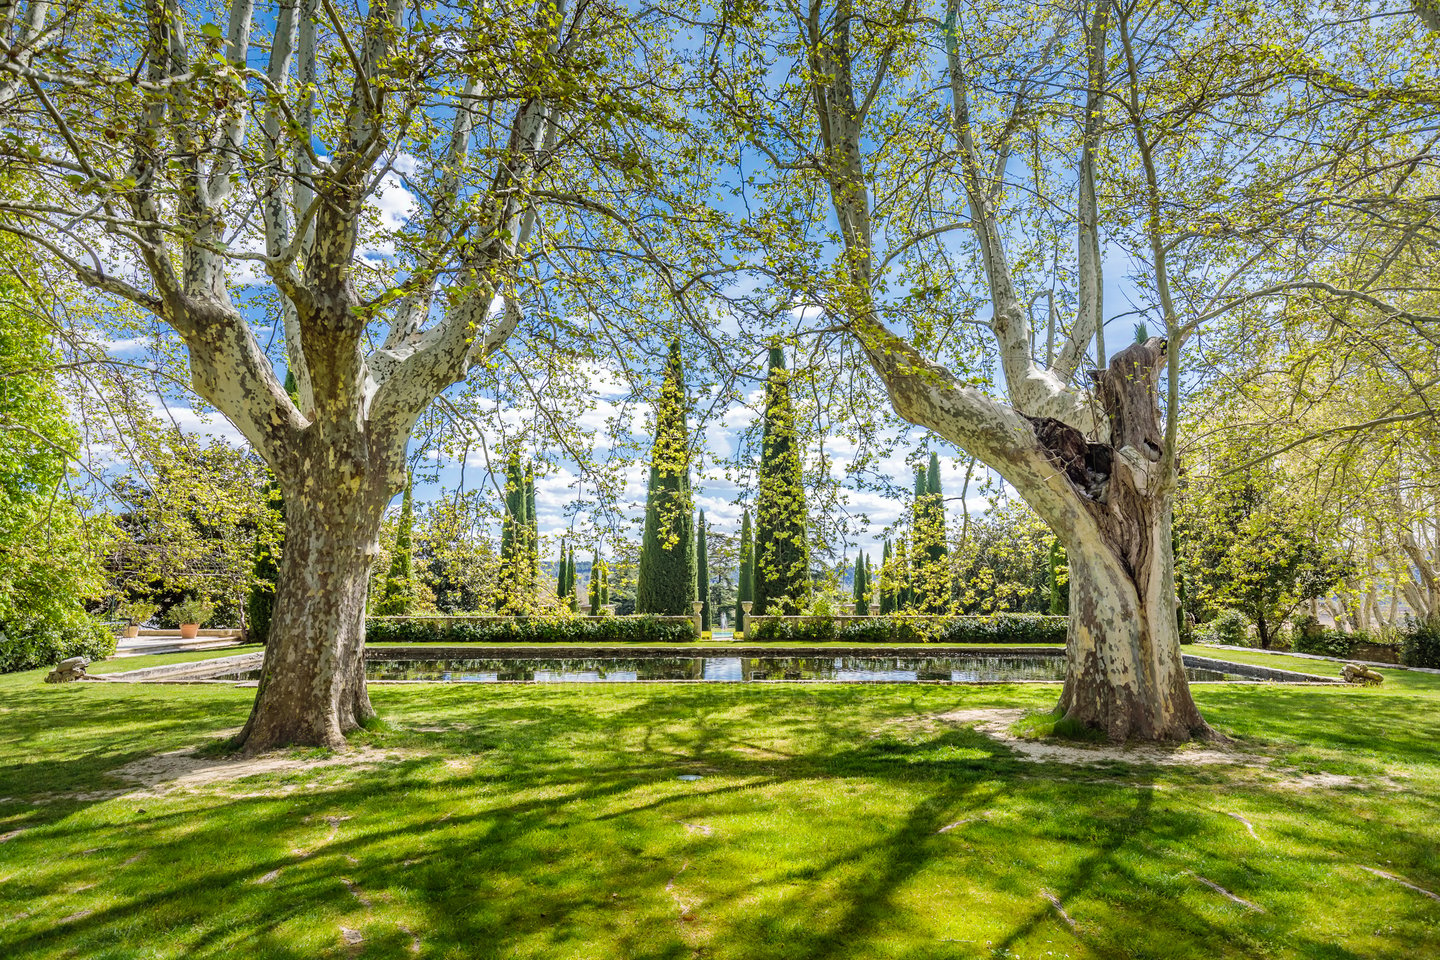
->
{"left": 123, "top": 625, "right": 140, "bottom": 639}
{"left": 179, "top": 623, "right": 200, "bottom": 640}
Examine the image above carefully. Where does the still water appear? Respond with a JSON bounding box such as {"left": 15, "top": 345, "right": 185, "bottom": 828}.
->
{"left": 211, "top": 655, "right": 1248, "bottom": 684}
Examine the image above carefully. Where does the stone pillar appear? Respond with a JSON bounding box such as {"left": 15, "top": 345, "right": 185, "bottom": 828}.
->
{"left": 692, "top": 600, "right": 705, "bottom": 638}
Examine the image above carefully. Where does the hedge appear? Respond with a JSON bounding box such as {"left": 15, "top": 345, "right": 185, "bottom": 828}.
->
{"left": 746, "top": 614, "right": 1067, "bottom": 645}
{"left": 1402, "top": 617, "right": 1440, "bottom": 669}
{"left": 366, "top": 615, "right": 695, "bottom": 645}
{"left": 1293, "top": 629, "right": 1359, "bottom": 659}
{"left": 1294, "top": 628, "right": 1403, "bottom": 662}
{"left": 365, "top": 614, "right": 1069, "bottom": 646}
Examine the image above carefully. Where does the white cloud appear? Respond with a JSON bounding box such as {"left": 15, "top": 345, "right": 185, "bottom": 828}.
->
{"left": 149, "top": 397, "right": 251, "bottom": 448}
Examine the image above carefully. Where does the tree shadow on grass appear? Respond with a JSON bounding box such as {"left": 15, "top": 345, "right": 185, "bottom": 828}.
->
{"left": 3, "top": 682, "right": 1439, "bottom": 958}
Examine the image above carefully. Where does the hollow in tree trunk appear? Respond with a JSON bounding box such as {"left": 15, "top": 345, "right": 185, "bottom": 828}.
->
{"left": 1031, "top": 340, "right": 1214, "bottom": 740}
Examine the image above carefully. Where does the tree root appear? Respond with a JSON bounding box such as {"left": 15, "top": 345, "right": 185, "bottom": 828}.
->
{"left": 1360, "top": 866, "right": 1440, "bottom": 902}
{"left": 1044, "top": 892, "right": 1078, "bottom": 931}
{"left": 1189, "top": 872, "right": 1263, "bottom": 911}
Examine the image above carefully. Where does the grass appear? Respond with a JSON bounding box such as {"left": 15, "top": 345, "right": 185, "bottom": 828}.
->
{"left": 1189, "top": 645, "right": 1440, "bottom": 696}
{"left": 2, "top": 654, "right": 1439, "bottom": 959}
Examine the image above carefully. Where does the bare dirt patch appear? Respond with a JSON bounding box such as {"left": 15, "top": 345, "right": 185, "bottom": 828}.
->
{"left": 931, "top": 708, "right": 1378, "bottom": 790}
{"left": 935, "top": 709, "right": 1255, "bottom": 767}
{"left": 111, "top": 747, "right": 413, "bottom": 798}
{"left": 27, "top": 746, "right": 417, "bottom": 805}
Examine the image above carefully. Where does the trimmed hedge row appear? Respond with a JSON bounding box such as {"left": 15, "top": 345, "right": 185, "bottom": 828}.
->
{"left": 365, "top": 613, "right": 1070, "bottom": 645}
{"left": 366, "top": 616, "right": 695, "bottom": 645}
{"left": 747, "top": 614, "right": 1068, "bottom": 645}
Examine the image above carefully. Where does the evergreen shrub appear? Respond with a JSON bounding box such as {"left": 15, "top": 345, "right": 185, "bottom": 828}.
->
{"left": 747, "top": 614, "right": 1067, "bottom": 645}
{"left": 1401, "top": 616, "right": 1440, "bottom": 669}
{"left": 1203, "top": 609, "right": 1251, "bottom": 647}
{"left": 0, "top": 614, "right": 114, "bottom": 673}
{"left": 1293, "top": 629, "right": 1355, "bottom": 658}
{"left": 367, "top": 615, "right": 694, "bottom": 645}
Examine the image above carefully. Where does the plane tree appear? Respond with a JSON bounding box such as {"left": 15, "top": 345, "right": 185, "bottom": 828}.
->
{"left": 0, "top": 0, "right": 717, "bottom": 750}
{"left": 706, "top": 0, "right": 1434, "bottom": 738}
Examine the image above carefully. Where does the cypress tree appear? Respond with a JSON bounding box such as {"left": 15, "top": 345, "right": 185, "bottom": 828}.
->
{"left": 853, "top": 553, "right": 870, "bottom": 616}
{"left": 754, "top": 346, "right": 810, "bottom": 615}
{"left": 568, "top": 547, "right": 579, "bottom": 612}
{"left": 913, "top": 453, "right": 950, "bottom": 613}
{"left": 497, "top": 451, "right": 533, "bottom": 613}
{"left": 896, "top": 535, "right": 913, "bottom": 611}
{"left": 1048, "top": 539, "right": 1069, "bottom": 616}
{"left": 878, "top": 539, "right": 894, "bottom": 614}
{"left": 557, "top": 538, "right": 569, "bottom": 606}
{"left": 246, "top": 475, "right": 283, "bottom": 643}
{"left": 589, "top": 551, "right": 605, "bottom": 615}
{"left": 850, "top": 554, "right": 860, "bottom": 609}
{"left": 600, "top": 562, "right": 609, "bottom": 607}
{"left": 376, "top": 473, "right": 416, "bottom": 615}
{"left": 696, "top": 510, "right": 710, "bottom": 632}
{"left": 863, "top": 553, "right": 873, "bottom": 615}
{"left": 635, "top": 339, "right": 697, "bottom": 614}
{"left": 525, "top": 463, "right": 538, "bottom": 596}
{"left": 736, "top": 508, "right": 754, "bottom": 633}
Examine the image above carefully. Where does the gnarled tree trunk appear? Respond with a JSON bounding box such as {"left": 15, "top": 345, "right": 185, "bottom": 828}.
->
{"left": 784, "top": 0, "right": 1212, "bottom": 740}
{"left": 1034, "top": 340, "right": 1211, "bottom": 739}
{"left": 235, "top": 472, "right": 391, "bottom": 752}
{"left": 1057, "top": 504, "right": 1207, "bottom": 740}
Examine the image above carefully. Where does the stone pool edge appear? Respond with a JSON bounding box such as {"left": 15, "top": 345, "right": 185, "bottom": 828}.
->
{"left": 87, "top": 647, "right": 1341, "bottom": 685}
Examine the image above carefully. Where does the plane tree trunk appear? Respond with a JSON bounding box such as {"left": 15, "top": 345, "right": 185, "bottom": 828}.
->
{"left": 1038, "top": 341, "right": 1209, "bottom": 739}
{"left": 235, "top": 476, "right": 387, "bottom": 749}
{"left": 861, "top": 332, "right": 1213, "bottom": 740}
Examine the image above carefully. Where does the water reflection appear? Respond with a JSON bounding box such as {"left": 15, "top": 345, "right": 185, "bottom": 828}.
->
{"left": 211, "top": 655, "right": 1247, "bottom": 684}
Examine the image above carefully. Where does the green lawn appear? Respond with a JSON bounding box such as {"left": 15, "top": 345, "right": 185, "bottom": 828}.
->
{"left": 2, "top": 655, "right": 1438, "bottom": 959}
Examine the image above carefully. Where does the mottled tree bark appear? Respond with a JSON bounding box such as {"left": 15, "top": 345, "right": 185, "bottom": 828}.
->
{"left": 236, "top": 487, "right": 385, "bottom": 749}
{"left": 1035, "top": 341, "right": 1211, "bottom": 739}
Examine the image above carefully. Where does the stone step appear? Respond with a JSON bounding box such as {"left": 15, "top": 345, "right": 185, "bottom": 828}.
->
{"left": 115, "top": 635, "right": 246, "bottom": 657}
{"left": 134, "top": 627, "right": 239, "bottom": 638}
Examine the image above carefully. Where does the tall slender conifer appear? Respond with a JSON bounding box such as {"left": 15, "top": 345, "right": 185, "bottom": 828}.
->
{"left": 754, "top": 346, "right": 810, "bottom": 614}
{"left": 696, "top": 510, "right": 710, "bottom": 631}
{"left": 636, "top": 340, "right": 697, "bottom": 614}
{"left": 737, "top": 508, "right": 754, "bottom": 633}
{"left": 376, "top": 474, "right": 417, "bottom": 615}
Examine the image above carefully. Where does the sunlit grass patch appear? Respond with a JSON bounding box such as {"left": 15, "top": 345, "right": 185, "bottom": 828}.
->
{"left": 1, "top": 667, "right": 1438, "bottom": 958}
